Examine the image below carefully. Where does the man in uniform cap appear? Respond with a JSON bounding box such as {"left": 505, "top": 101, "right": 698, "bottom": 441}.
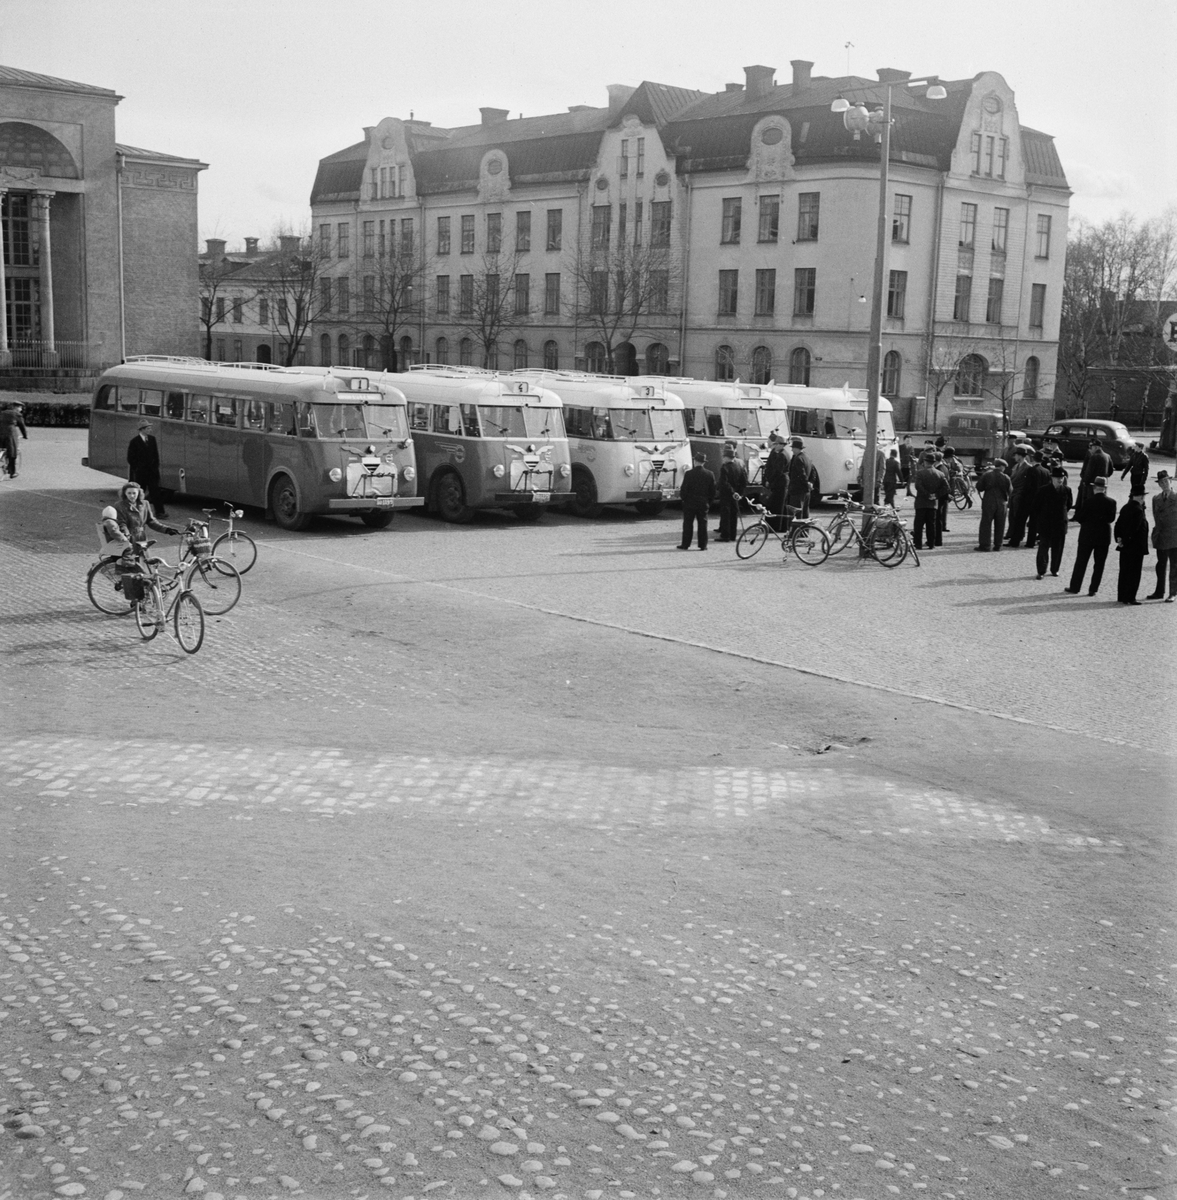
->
{"left": 678, "top": 452, "right": 717, "bottom": 550}
{"left": 127, "top": 419, "right": 167, "bottom": 517}
{"left": 975, "top": 458, "right": 1011, "bottom": 550}
{"left": 1064, "top": 476, "right": 1117, "bottom": 595}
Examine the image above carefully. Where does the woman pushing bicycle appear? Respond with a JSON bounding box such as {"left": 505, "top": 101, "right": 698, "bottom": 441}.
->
{"left": 105, "top": 481, "right": 180, "bottom": 545}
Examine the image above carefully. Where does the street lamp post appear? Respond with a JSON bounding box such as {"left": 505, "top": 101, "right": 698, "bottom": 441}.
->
{"left": 832, "top": 77, "right": 945, "bottom": 506}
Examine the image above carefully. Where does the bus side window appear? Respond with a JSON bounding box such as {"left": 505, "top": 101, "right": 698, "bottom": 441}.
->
{"left": 296, "top": 403, "right": 317, "bottom": 438}
{"left": 564, "top": 406, "right": 591, "bottom": 438}
{"left": 683, "top": 407, "right": 700, "bottom": 436}
{"left": 704, "top": 407, "right": 724, "bottom": 436}
{"left": 94, "top": 384, "right": 116, "bottom": 410}
{"left": 592, "top": 408, "right": 612, "bottom": 439}
{"left": 141, "top": 389, "right": 163, "bottom": 417}
{"left": 243, "top": 399, "right": 266, "bottom": 431}
{"left": 460, "top": 404, "right": 481, "bottom": 437}
{"left": 268, "top": 401, "right": 295, "bottom": 435}
{"left": 409, "top": 402, "right": 429, "bottom": 431}
{"left": 166, "top": 391, "right": 185, "bottom": 420}
{"left": 117, "top": 387, "right": 140, "bottom": 413}
{"left": 186, "top": 394, "right": 210, "bottom": 423}
{"left": 432, "top": 404, "right": 462, "bottom": 435}
{"left": 213, "top": 397, "right": 238, "bottom": 427}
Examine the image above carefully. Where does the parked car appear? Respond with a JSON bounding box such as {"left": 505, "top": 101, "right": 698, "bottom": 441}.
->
{"left": 940, "top": 411, "right": 1027, "bottom": 469}
{"left": 1032, "top": 419, "right": 1135, "bottom": 466}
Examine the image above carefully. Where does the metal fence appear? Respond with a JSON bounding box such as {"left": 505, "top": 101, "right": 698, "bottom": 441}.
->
{"left": 1, "top": 339, "right": 107, "bottom": 370}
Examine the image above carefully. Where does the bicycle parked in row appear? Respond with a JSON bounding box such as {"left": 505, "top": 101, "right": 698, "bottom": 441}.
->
{"left": 734, "top": 497, "right": 833, "bottom": 565}
{"left": 183, "top": 502, "right": 257, "bottom": 574}
{"left": 821, "top": 494, "right": 921, "bottom": 568}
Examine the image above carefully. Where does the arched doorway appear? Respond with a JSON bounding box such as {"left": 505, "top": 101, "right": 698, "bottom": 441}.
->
{"left": 645, "top": 342, "right": 669, "bottom": 374}
{"left": 615, "top": 342, "right": 638, "bottom": 375}
{"left": 256, "top": 344, "right": 272, "bottom": 364}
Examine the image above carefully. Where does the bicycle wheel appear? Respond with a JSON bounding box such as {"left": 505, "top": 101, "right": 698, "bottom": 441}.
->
{"left": 134, "top": 589, "right": 162, "bottom": 640}
{"left": 869, "top": 523, "right": 907, "bottom": 568}
{"left": 172, "top": 591, "right": 205, "bottom": 654}
{"left": 86, "top": 560, "right": 133, "bottom": 616}
{"left": 212, "top": 530, "right": 257, "bottom": 574}
{"left": 790, "top": 523, "right": 831, "bottom": 565}
{"left": 826, "top": 515, "right": 855, "bottom": 555}
{"left": 952, "top": 482, "right": 970, "bottom": 510}
{"left": 903, "top": 529, "right": 921, "bottom": 568}
{"left": 184, "top": 558, "right": 241, "bottom": 615}
{"left": 735, "top": 523, "right": 770, "bottom": 559}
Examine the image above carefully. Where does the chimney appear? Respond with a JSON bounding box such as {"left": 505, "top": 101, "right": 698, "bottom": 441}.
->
{"left": 876, "top": 68, "right": 912, "bottom": 84}
{"left": 790, "top": 60, "right": 813, "bottom": 91}
{"left": 244, "top": 237, "right": 259, "bottom": 255}
{"left": 480, "top": 106, "right": 510, "bottom": 126}
{"left": 205, "top": 238, "right": 226, "bottom": 260}
{"left": 279, "top": 235, "right": 301, "bottom": 255}
{"left": 724, "top": 82, "right": 744, "bottom": 93}
{"left": 363, "top": 126, "right": 375, "bottom": 140}
{"left": 607, "top": 84, "right": 636, "bottom": 114}
{"left": 743, "top": 64, "right": 776, "bottom": 97}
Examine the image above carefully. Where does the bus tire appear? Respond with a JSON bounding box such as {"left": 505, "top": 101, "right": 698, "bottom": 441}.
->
{"left": 433, "top": 470, "right": 474, "bottom": 524}
{"left": 634, "top": 498, "right": 664, "bottom": 517}
{"left": 514, "top": 505, "right": 545, "bottom": 522}
{"left": 568, "top": 467, "right": 602, "bottom": 517}
{"left": 269, "top": 475, "right": 311, "bottom": 531}
{"left": 360, "top": 511, "right": 395, "bottom": 529}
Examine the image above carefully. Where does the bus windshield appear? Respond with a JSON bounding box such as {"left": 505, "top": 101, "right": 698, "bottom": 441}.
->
{"left": 524, "top": 406, "right": 565, "bottom": 439}
{"left": 650, "top": 408, "right": 686, "bottom": 441}
{"left": 312, "top": 403, "right": 368, "bottom": 439}
{"left": 362, "top": 404, "right": 410, "bottom": 440}
{"left": 760, "top": 409, "right": 789, "bottom": 440}
{"left": 607, "top": 409, "right": 654, "bottom": 441}
{"left": 789, "top": 407, "right": 893, "bottom": 440}
{"left": 720, "top": 408, "right": 763, "bottom": 437}
{"left": 478, "top": 406, "right": 527, "bottom": 438}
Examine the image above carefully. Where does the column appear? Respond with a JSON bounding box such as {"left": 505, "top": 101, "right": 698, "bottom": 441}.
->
{"left": 35, "top": 189, "right": 56, "bottom": 362}
{"left": 0, "top": 189, "right": 9, "bottom": 366}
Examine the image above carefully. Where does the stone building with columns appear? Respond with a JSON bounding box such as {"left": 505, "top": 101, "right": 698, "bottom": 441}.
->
{"left": 0, "top": 65, "right": 205, "bottom": 386}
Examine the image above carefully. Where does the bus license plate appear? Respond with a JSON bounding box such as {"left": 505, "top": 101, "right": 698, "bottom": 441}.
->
{"left": 532, "top": 492, "right": 550, "bottom": 503}
{"left": 376, "top": 497, "right": 394, "bottom": 507}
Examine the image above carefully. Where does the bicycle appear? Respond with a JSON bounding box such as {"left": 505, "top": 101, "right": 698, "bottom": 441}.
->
{"left": 735, "top": 498, "right": 831, "bottom": 565}
{"left": 176, "top": 519, "right": 243, "bottom": 615}
{"left": 196, "top": 503, "right": 257, "bottom": 574}
{"left": 119, "top": 541, "right": 205, "bottom": 653}
{"left": 86, "top": 552, "right": 134, "bottom": 616}
{"left": 949, "top": 470, "right": 976, "bottom": 510}
{"left": 819, "top": 496, "right": 912, "bottom": 568}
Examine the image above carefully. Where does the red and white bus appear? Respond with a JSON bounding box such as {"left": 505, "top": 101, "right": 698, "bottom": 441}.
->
{"left": 84, "top": 357, "right": 423, "bottom": 530}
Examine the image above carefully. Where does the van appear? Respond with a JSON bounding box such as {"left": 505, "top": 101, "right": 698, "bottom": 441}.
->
{"left": 942, "top": 411, "right": 1026, "bottom": 469}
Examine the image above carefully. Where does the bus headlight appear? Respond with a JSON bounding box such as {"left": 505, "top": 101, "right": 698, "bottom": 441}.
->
{"left": 559, "top": 463, "right": 571, "bottom": 478}
{"left": 329, "top": 467, "right": 343, "bottom": 482}
{"left": 623, "top": 464, "right": 635, "bottom": 477}
{"left": 493, "top": 464, "right": 506, "bottom": 478}
{"left": 844, "top": 459, "right": 854, "bottom": 471}
{"left": 403, "top": 466, "right": 416, "bottom": 481}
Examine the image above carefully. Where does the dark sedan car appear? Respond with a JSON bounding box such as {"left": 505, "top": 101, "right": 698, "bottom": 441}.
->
{"left": 1033, "top": 419, "right": 1135, "bottom": 466}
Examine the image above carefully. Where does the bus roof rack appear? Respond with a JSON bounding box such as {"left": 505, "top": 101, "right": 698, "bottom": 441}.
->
{"left": 407, "top": 364, "right": 496, "bottom": 377}
{"left": 124, "top": 354, "right": 210, "bottom": 366}
{"left": 219, "top": 361, "right": 287, "bottom": 372}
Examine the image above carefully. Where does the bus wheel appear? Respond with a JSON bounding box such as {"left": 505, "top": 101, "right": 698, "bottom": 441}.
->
{"left": 634, "top": 498, "right": 664, "bottom": 517}
{"left": 360, "top": 511, "right": 394, "bottom": 529}
{"left": 568, "top": 467, "right": 602, "bottom": 517}
{"left": 269, "top": 475, "right": 311, "bottom": 531}
{"left": 433, "top": 471, "right": 474, "bottom": 523}
{"left": 514, "top": 505, "right": 545, "bottom": 522}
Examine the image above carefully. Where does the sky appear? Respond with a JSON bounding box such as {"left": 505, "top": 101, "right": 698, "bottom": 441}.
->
{"left": 6, "top": 0, "right": 1174, "bottom": 249}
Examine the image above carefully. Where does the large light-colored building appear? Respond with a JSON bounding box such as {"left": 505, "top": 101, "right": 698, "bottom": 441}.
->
{"left": 310, "top": 61, "right": 1068, "bottom": 428}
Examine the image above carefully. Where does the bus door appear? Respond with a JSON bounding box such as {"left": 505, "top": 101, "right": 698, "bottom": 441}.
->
{"left": 239, "top": 398, "right": 269, "bottom": 506}
{"left": 159, "top": 389, "right": 186, "bottom": 491}
{"left": 182, "top": 394, "right": 212, "bottom": 495}
{"left": 208, "top": 395, "right": 242, "bottom": 499}
{"left": 89, "top": 382, "right": 120, "bottom": 470}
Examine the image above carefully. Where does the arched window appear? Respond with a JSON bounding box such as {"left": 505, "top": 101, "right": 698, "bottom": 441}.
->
{"left": 585, "top": 341, "right": 606, "bottom": 372}
{"left": 319, "top": 333, "right": 331, "bottom": 366}
{"left": 256, "top": 344, "right": 272, "bottom": 364}
{"left": 513, "top": 339, "right": 528, "bottom": 370}
{"left": 435, "top": 336, "right": 449, "bottom": 365}
{"left": 338, "top": 333, "right": 350, "bottom": 365}
{"left": 459, "top": 337, "right": 473, "bottom": 366}
{"left": 1024, "top": 356, "right": 1040, "bottom": 401}
{"left": 646, "top": 342, "right": 669, "bottom": 374}
{"left": 882, "top": 350, "right": 901, "bottom": 396}
{"left": 715, "top": 344, "right": 735, "bottom": 382}
{"left": 543, "top": 340, "right": 559, "bottom": 370}
{"left": 751, "top": 346, "right": 773, "bottom": 386}
{"left": 485, "top": 341, "right": 499, "bottom": 370}
{"left": 399, "top": 336, "right": 413, "bottom": 368}
{"left": 788, "top": 347, "right": 810, "bottom": 386}
{"left": 955, "top": 353, "right": 986, "bottom": 397}
{"left": 361, "top": 333, "right": 376, "bottom": 369}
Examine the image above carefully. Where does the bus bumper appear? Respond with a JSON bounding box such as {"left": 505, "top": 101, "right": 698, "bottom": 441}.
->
{"left": 494, "top": 491, "right": 551, "bottom": 504}
{"left": 627, "top": 488, "right": 678, "bottom": 501}
{"left": 326, "top": 496, "right": 425, "bottom": 511}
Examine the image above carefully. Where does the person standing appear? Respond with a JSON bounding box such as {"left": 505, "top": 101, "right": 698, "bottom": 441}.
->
{"left": 1065, "top": 476, "right": 1117, "bottom": 595}
{"left": 857, "top": 444, "right": 886, "bottom": 506}
{"left": 1114, "top": 485, "right": 1150, "bottom": 604}
{"left": 762, "top": 433, "right": 789, "bottom": 517}
{"left": 1004, "top": 447, "right": 1033, "bottom": 547}
{"left": 1034, "top": 467, "right": 1073, "bottom": 579}
{"left": 786, "top": 437, "right": 812, "bottom": 518}
{"left": 0, "top": 401, "right": 28, "bottom": 478}
{"left": 883, "top": 449, "right": 904, "bottom": 508}
{"left": 975, "top": 458, "right": 1012, "bottom": 551}
{"left": 912, "top": 453, "right": 947, "bottom": 550}
{"left": 1025, "top": 452, "right": 1053, "bottom": 548}
{"left": 1076, "top": 437, "right": 1112, "bottom": 521}
{"left": 126, "top": 420, "right": 168, "bottom": 517}
{"left": 1147, "top": 469, "right": 1177, "bottom": 601}
{"left": 1120, "top": 442, "right": 1150, "bottom": 494}
{"left": 678, "top": 452, "right": 716, "bottom": 551}
{"left": 716, "top": 444, "right": 747, "bottom": 543}
{"left": 899, "top": 435, "right": 915, "bottom": 496}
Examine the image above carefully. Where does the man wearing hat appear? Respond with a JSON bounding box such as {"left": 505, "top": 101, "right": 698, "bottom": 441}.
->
{"left": 678, "top": 452, "right": 717, "bottom": 550}
{"left": 975, "top": 458, "right": 1012, "bottom": 550}
{"left": 1032, "top": 466, "right": 1073, "bottom": 579}
{"left": 0, "top": 400, "right": 28, "bottom": 478}
{"left": 1114, "top": 483, "right": 1150, "bottom": 604}
{"left": 762, "top": 432, "right": 789, "bottom": 517}
{"left": 1064, "top": 476, "right": 1117, "bottom": 595}
{"left": 786, "top": 437, "right": 812, "bottom": 517}
{"left": 715, "top": 443, "right": 747, "bottom": 543}
{"left": 126, "top": 420, "right": 167, "bottom": 517}
{"left": 1147, "top": 469, "right": 1177, "bottom": 600}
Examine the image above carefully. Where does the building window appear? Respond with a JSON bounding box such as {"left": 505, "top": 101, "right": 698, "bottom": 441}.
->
{"left": 1024, "top": 356, "right": 1040, "bottom": 400}
{"left": 892, "top": 194, "right": 912, "bottom": 243}
{"left": 953, "top": 274, "right": 971, "bottom": 322}
{"left": 797, "top": 192, "right": 820, "bottom": 241}
{"left": 754, "top": 268, "right": 776, "bottom": 316}
{"left": 649, "top": 201, "right": 671, "bottom": 248}
{"left": 460, "top": 215, "right": 475, "bottom": 254}
{"left": 955, "top": 354, "right": 985, "bottom": 397}
{"left": 618, "top": 202, "right": 627, "bottom": 245}
{"left": 400, "top": 219, "right": 414, "bottom": 257}
{"left": 887, "top": 270, "right": 907, "bottom": 319}
{"left": 435, "top": 336, "right": 449, "bottom": 365}
{"left": 363, "top": 275, "right": 376, "bottom": 313}
{"left": 233, "top": 338, "right": 243, "bottom": 360}
{"left": 544, "top": 273, "right": 561, "bottom": 315}
{"left": 646, "top": 343, "right": 669, "bottom": 374}
{"left": 1036, "top": 214, "right": 1051, "bottom": 259}
{"left": 459, "top": 337, "right": 473, "bottom": 366}
{"left": 757, "top": 195, "right": 780, "bottom": 243}
{"left": 959, "top": 203, "right": 976, "bottom": 248}
{"left": 259, "top": 297, "right": 269, "bottom": 325}
{"left": 993, "top": 207, "right": 1009, "bottom": 253}
{"left": 231, "top": 298, "right": 243, "bottom": 323}
{"left": 362, "top": 221, "right": 375, "bottom": 257}
{"left": 585, "top": 341, "right": 606, "bottom": 372}
{"left": 996, "top": 137, "right": 1008, "bottom": 179}
{"left": 338, "top": 333, "right": 350, "bottom": 365}
{"left": 882, "top": 350, "right": 901, "bottom": 397}
{"left": 459, "top": 275, "right": 474, "bottom": 316}
{"left": 487, "top": 213, "right": 502, "bottom": 254}
{"left": 546, "top": 209, "right": 562, "bottom": 251}
{"left": 319, "top": 333, "right": 331, "bottom": 366}
{"left": 649, "top": 270, "right": 669, "bottom": 313}
{"left": 1030, "top": 283, "right": 1046, "bottom": 329}
{"left": 633, "top": 200, "right": 643, "bottom": 246}
{"left": 971, "top": 132, "right": 982, "bottom": 174}
{"left": 985, "top": 277, "right": 1004, "bottom": 324}
{"left": 718, "top": 270, "right": 739, "bottom": 316}
{"left": 715, "top": 344, "right": 735, "bottom": 381}
{"left": 589, "top": 270, "right": 608, "bottom": 313}
{"left": 591, "top": 206, "right": 611, "bottom": 251}
{"left": 635, "top": 137, "right": 645, "bottom": 177}
{"left": 543, "top": 340, "right": 559, "bottom": 369}
{"left": 516, "top": 210, "right": 531, "bottom": 253}
{"left": 337, "top": 223, "right": 350, "bottom": 258}
{"left": 792, "top": 267, "right": 815, "bottom": 316}
{"left": 277, "top": 298, "right": 288, "bottom": 326}
{"left": 619, "top": 139, "right": 629, "bottom": 178}
{"left": 513, "top": 339, "right": 528, "bottom": 370}
{"left": 721, "top": 198, "right": 742, "bottom": 244}
{"left": 788, "top": 346, "right": 811, "bottom": 386}
{"left": 436, "top": 275, "right": 450, "bottom": 314}
{"left": 437, "top": 216, "right": 451, "bottom": 255}
{"left": 485, "top": 274, "right": 500, "bottom": 311}
{"left": 514, "top": 273, "right": 530, "bottom": 315}
{"left": 336, "top": 279, "right": 349, "bottom": 315}
{"left": 320, "top": 223, "right": 331, "bottom": 255}
{"left": 215, "top": 297, "right": 226, "bottom": 322}
{"left": 750, "top": 345, "right": 772, "bottom": 386}
{"left": 215, "top": 338, "right": 225, "bottom": 361}
{"left": 359, "top": 333, "right": 375, "bottom": 368}
{"left": 485, "top": 342, "right": 499, "bottom": 371}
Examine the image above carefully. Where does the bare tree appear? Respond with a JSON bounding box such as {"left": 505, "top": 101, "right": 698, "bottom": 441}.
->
{"left": 924, "top": 325, "right": 979, "bottom": 431}
{"left": 255, "top": 226, "right": 332, "bottom": 367}
{"left": 456, "top": 251, "right": 527, "bottom": 368}
{"left": 198, "top": 253, "right": 255, "bottom": 361}
{"left": 364, "top": 241, "right": 432, "bottom": 371}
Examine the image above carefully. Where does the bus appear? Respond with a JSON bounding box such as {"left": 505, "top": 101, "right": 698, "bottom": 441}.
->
{"left": 84, "top": 357, "right": 423, "bottom": 530}
{"left": 347, "top": 366, "right": 571, "bottom": 523}
{"left": 512, "top": 370, "right": 691, "bottom": 517}
{"left": 772, "top": 384, "right": 897, "bottom": 501}
{"left": 631, "top": 377, "right": 790, "bottom": 495}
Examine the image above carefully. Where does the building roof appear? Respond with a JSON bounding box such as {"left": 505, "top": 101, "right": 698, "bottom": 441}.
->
{"left": 117, "top": 143, "right": 207, "bottom": 169}
{"left": 0, "top": 64, "right": 121, "bottom": 100}
{"left": 310, "top": 139, "right": 369, "bottom": 204}
{"left": 1020, "top": 127, "right": 1069, "bottom": 189}
{"left": 613, "top": 81, "right": 705, "bottom": 127}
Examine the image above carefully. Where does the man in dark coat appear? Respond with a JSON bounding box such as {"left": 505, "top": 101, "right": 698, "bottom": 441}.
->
{"left": 898, "top": 435, "right": 915, "bottom": 496}
{"left": 1033, "top": 467, "right": 1073, "bottom": 579}
{"left": 1120, "top": 442, "right": 1150, "bottom": 494}
{"left": 126, "top": 420, "right": 168, "bottom": 516}
{"left": 1076, "top": 437, "right": 1112, "bottom": 521}
{"left": 716, "top": 444, "right": 747, "bottom": 543}
{"left": 786, "top": 437, "right": 812, "bottom": 517}
{"left": 1004, "top": 447, "right": 1034, "bottom": 546}
{"left": 761, "top": 433, "right": 789, "bottom": 515}
{"left": 1065, "top": 476, "right": 1117, "bottom": 595}
{"left": 975, "top": 458, "right": 1012, "bottom": 551}
{"left": 1024, "top": 452, "right": 1053, "bottom": 548}
{"left": 678, "top": 453, "right": 717, "bottom": 550}
{"left": 1, "top": 401, "right": 28, "bottom": 478}
{"left": 882, "top": 449, "right": 904, "bottom": 508}
{"left": 912, "top": 453, "right": 947, "bottom": 550}
{"left": 1114, "top": 484, "right": 1150, "bottom": 604}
